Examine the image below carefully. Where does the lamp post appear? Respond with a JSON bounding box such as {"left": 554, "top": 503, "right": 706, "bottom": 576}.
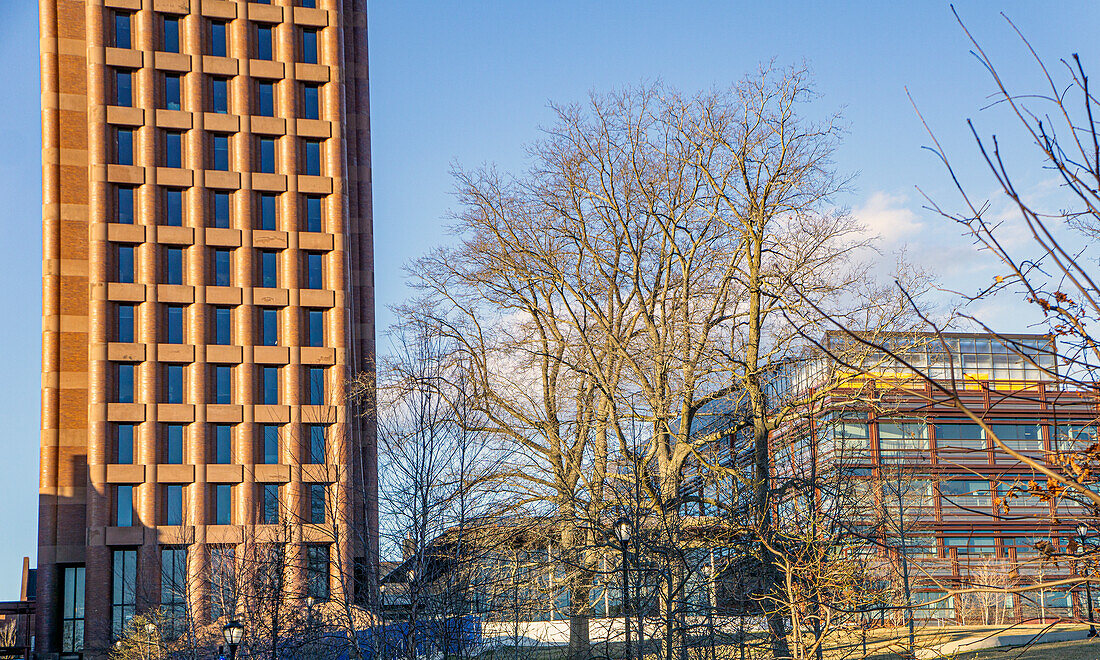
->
{"left": 222, "top": 620, "right": 244, "bottom": 660}
{"left": 1078, "top": 524, "right": 1098, "bottom": 637}
{"left": 614, "top": 517, "right": 633, "bottom": 660}
{"left": 144, "top": 622, "right": 159, "bottom": 660}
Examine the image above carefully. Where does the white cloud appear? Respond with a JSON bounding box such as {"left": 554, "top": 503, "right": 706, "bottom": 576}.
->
{"left": 854, "top": 191, "right": 923, "bottom": 244}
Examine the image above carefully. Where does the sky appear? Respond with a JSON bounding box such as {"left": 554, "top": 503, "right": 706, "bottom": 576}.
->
{"left": 0, "top": 1, "right": 1098, "bottom": 598}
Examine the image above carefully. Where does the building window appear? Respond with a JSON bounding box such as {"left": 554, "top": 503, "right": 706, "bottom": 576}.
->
{"left": 115, "top": 244, "right": 135, "bottom": 283}
{"left": 162, "top": 16, "right": 180, "bottom": 53}
{"left": 304, "top": 195, "right": 322, "bottom": 232}
{"left": 164, "top": 73, "right": 181, "bottom": 111}
{"left": 212, "top": 424, "right": 232, "bottom": 464}
{"left": 161, "top": 548, "right": 187, "bottom": 638}
{"left": 115, "top": 423, "right": 134, "bottom": 464}
{"left": 302, "top": 139, "right": 321, "bottom": 175}
{"left": 261, "top": 366, "right": 279, "bottom": 405}
{"left": 115, "top": 363, "right": 135, "bottom": 403}
{"left": 306, "top": 366, "right": 324, "bottom": 405}
{"left": 257, "top": 81, "right": 275, "bottom": 116}
{"left": 115, "top": 303, "right": 135, "bottom": 343}
{"left": 260, "top": 307, "right": 278, "bottom": 346}
{"left": 165, "top": 188, "right": 184, "bottom": 226}
{"left": 165, "top": 247, "right": 184, "bottom": 285}
{"left": 115, "top": 185, "right": 135, "bottom": 224}
{"left": 304, "top": 252, "right": 323, "bottom": 289}
{"left": 209, "top": 20, "right": 228, "bottom": 58}
{"left": 259, "top": 137, "right": 276, "bottom": 173}
{"left": 164, "top": 131, "right": 183, "bottom": 168}
{"left": 300, "top": 28, "right": 318, "bottom": 64}
{"left": 256, "top": 25, "right": 274, "bottom": 60}
{"left": 164, "top": 484, "right": 183, "bottom": 525}
{"left": 213, "top": 364, "right": 232, "bottom": 404}
{"left": 211, "top": 77, "right": 229, "bottom": 114}
{"left": 299, "top": 0, "right": 317, "bottom": 8}
{"left": 113, "top": 11, "right": 132, "bottom": 49}
{"left": 209, "top": 546, "right": 235, "bottom": 619}
{"left": 212, "top": 484, "right": 232, "bottom": 525}
{"left": 309, "top": 484, "right": 326, "bottom": 524}
{"left": 164, "top": 424, "right": 184, "bottom": 463}
{"left": 306, "top": 309, "right": 323, "bottom": 347}
{"left": 111, "top": 550, "right": 137, "bottom": 639}
{"left": 165, "top": 304, "right": 184, "bottom": 344}
{"left": 306, "top": 546, "right": 329, "bottom": 599}
{"left": 165, "top": 364, "right": 184, "bottom": 404}
{"left": 258, "top": 193, "right": 277, "bottom": 230}
{"left": 261, "top": 484, "right": 279, "bottom": 524}
{"left": 61, "top": 565, "right": 85, "bottom": 652}
{"left": 212, "top": 134, "right": 230, "bottom": 169}
{"left": 115, "top": 485, "right": 134, "bottom": 527}
{"left": 213, "top": 307, "right": 232, "bottom": 345}
{"left": 212, "top": 191, "right": 231, "bottom": 228}
{"left": 213, "top": 248, "right": 232, "bottom": 286}
{"left": 115, "top": 69, "right": 132, "bottom": 107}
{"left": 307, "top": 425, "right": 325, "bottom": 464}
{"left": 115, "top": 128, "right": 133, "bottom": 166}
{"left": 259, "top": 250, "right": 278, "bottom": 288}
{"left": 261, "top": 425, "right": 279, "bottom": 464}
{"left": 302, "top": 83, "right": 320, "bottom": 120}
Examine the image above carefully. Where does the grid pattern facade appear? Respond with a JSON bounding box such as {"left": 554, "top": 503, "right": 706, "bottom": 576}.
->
{"left": 38, "top": 1, "right": 375, "bottom": 656}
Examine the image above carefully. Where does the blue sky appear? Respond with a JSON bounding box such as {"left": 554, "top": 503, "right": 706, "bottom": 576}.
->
{"left": 0, "top": 1, "right": 1097, "bottom": 597}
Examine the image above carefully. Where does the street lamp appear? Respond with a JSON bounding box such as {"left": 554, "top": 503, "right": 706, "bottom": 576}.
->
{"left": 613, "top": 517, "right": 633, "bottom": 660}
{"left": 144, "top": 622, "right": 159, "bottom": 659}
{"left": 222, "top": 620, "right": 244, "bottom": 660}
{"left": 1078, "top": 524, "right": 1098, "bottom": 638}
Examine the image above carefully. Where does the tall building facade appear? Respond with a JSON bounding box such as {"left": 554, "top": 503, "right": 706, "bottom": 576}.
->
{"left": 38, "top": 0, "right": 376, "bottom": 656}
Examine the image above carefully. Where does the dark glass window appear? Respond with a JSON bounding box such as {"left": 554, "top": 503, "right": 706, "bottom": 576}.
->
{"left": 309, "top": 484, "right": 325, "bottom": 524}
{"left": 260, "top": 307, "right": 278, "bottom": 346}
{"left": 261, "top": 425, "right": 279, "bottom": 464}
{"left": 306, "top": 309, "right": 323, "bottom": 347}
{"left": 257, "top": 81, "right": 274, "bottom": 116}
{"left": 116, "top": 128, "right": 133, "bottom": 166}
{"left": 307, "top": 425, "right": 325, "bottom": 464}
{"left": 164, "top": 73, "right": 181, "bottom": 111}
{"left": 212, "top": 135, "right": 229, "bottom": 170}
{"left": 300, "top": 0, "right": 317, "bottom": 7}
{"left": 302, "top": 84, "right": 320, "bottom": 120}
{"left": 212, "top": 424, "right": 232, "bottom": 464}
{"left": 165, "top": 247, "right": 184, "bottom": 285}
{"left": 115, "top": 303, "right": 135, "bottom": 343}
{"left": 306, "top": 546, "right": 329, "bottom": 599}
{"left": 261, "top": 484, "right": 279, "bottom": 524}
{"left": 165, "top": 131, "right": 183, "bottom": 168}
{"left": 116, "top": 485, "right": 134, "bottom": 527}
{"left": 166, "top": 305, "right": 184, "bottom": 344}
{"left": 213, "top": 484, "right": 231, "bottom": 525}
{"left": 164, "top": 424, "right": 184, "bottom": 463}
{"left": 209, "top": 21, "right": 227, "bottom": 58}
{"left": 111, "top": 550, "right": 137, "bottom": 638}
{"left": 211, "top": 77, "right": 229, "bottom": 113}
{"left": 161, "top": 547, "right": 187, "bottom": 635}
{"left": 303, "top": 139, "right": 321, "bottom": 175}
{"left": 306, "top": 366, "right": 324, "bottom": 405}
{"left": 116, "top": 363, "right": 134, "bottom": 403}
{"left": 115, "top": 186, "right": 135, "bottom": 224}
{"left": 259, "top": 193, "right": 277, "bottom": 230}
{"left": 261, "top": 366, "right": 279, "bottom": 405}
{"left": 259, "top": 250, "right": 278, "bottom": 288}
{"left": 165, "top": 364, "right": 184, "bottom": 403}
{"left": 165, "top": 188, "right": 183, "bottom": 226}
{"left": 213, "top": 249, "right": 232, "bottom": 286}
{"left": 259, "top": 138, "right": 276, "bottom": 173}
{"left": 61, "top": 566, "right": 85, "bottom": 653}
{"left": 256, "top": 25, "right": 273, "bottom": 60}
{"left": 213, "top": 191, "right": 231, "bottom": 228}
{"left": 305, "top": 252, "right": 322, "bottom": 289}
{"left": 162, "top": 16, "right": 180, "bottom": 53}
{"left": 304, "top": 195, "right": 322, "bottom": 232}
{"left": 213, "top": 307, "right": 232, "bottom": 345}
{"left": 116, "top": 245, "right": 134, "bottom": 283}
{"left": 165, "top": 484, "right": 183, "bottom": 525}
{"left": 116, "top": 423, "right": 134, "bottom": 464}
{"left": 213, "top": 365, "right": 232, "bottom": 404}
{"left": 300, "top": 29, "right": 318, "bottom": 64}
{"left": 115, "top": 70, "right": 132, "bottom": 106}
{"left": 114, "top": 12, "right": 132, "bottom": 49}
